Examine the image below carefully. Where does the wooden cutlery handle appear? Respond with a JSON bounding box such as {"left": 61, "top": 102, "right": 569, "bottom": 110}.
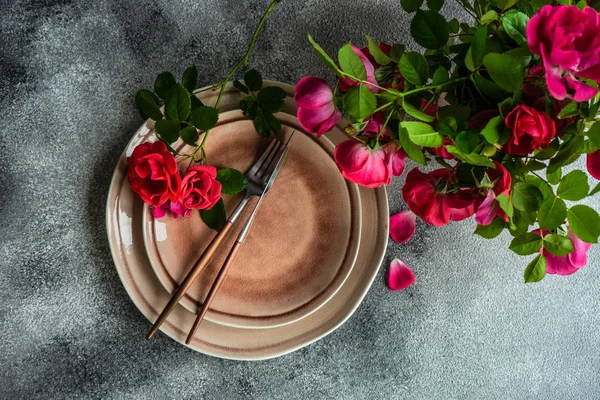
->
{"left": 185, "top": 241, "right": 243, "bottom": 344}
{"left": 146, "top": 220, "right": 234, "bottom": 339}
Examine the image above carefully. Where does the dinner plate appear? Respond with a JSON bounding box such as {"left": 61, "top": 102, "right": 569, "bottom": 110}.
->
{"left": 142, "top": 113, "right": 362, "bottom": 328}
{"left": 106, "top": 82, "right": 389, "bottom": 359}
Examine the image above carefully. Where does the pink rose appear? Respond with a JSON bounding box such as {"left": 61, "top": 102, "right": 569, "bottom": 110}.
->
{"left": 333, "top": 140, "right": 405, "bottom": 188}
{"left": 127, "top": 141, "right": 181, "bottom": 207}
{"left": 180, "top": 166, "right": 222, "bottom": 211}
{"left": 338, "top": 45, "right": 379, "bottom": 93}
{"left": 527, "top": 5, "right": 600, "bottom": 101}
{"left": 363, "top": 112, "right": 393, "bottom": 139}
{"left": 294, "top": 77, "right": 342, "bottom": 137}
{"left": 504, "top": 105, "right": 556, "bottom": 155}
{"left": 534, "top": 228, "right": 592, "bottom": 275}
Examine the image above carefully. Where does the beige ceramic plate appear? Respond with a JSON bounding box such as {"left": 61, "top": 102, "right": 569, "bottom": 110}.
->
{"left": 142, "top": 114, "right": 362, "bottom": 328}
{"left": 106, "top": 82, "right": 389, "bottom": 359}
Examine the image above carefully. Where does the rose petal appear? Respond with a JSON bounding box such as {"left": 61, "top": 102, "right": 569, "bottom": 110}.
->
{"left": 388, "top": 258, "right": 415, "bottom": 291}
{"left": 475, "top": 190, "right": 500, "bottom": 226}
{"left": 151, "top": 205, "right": 167, "bottom": 218}
{"left": 587, "top": 150, "right": 600, "bottom": 180}
{"left": 294, "top": 76, "right": 334, "bottom": 109}
{"left": 565, "top": 75, "right": 599, "bottom": 102}
{"left": 389, "top": 211, "right": 416, "bottom": 244}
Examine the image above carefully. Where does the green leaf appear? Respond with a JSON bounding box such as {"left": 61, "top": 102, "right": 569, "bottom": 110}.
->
{"left": 501, "top": 11, "right": 529, "bottom": 46}
{"left": 233, "top": 80, "right": 249, "bottom": 94}
{"left": 190, "top": 95, "right": 204, "bottom": 111}
{"left": 509, "top": 232, "right": 543, "bottom": 255}
{"left": 181, "top": 65, "right": 198, "bottom": 93}
{"left": 180, "top": 126, "right": 199, "bottom": 145}
{"left": 401, "top": 0, "right": 424, "bottom": 12}
{"left": 497, "top": 194, "right": 514, "bottom": 221}
{"left": 455, "top": 131, "right": 480, "bottom": 154}
{"left": 402, "top": 98, "right": 435, "bottom": 122}
{"left": 165, "top": 84, "right": 191, "bottom": 121}
{"left": 135, "top": 89, "right": 163, "bottom": 121}
{"left": 483, "top": 53, "right": 524, "bottom": 92}
{"left": 401, "top": 121, "right": 443, "bottom": 147}
{"left": 390, "top": 44, "right": 406, "bottom": 63}
{"left": 190, "top": 106, "right": 219, "bottom": 131}
{"left": 538, "top": 196, "right": 567, "bottom": 230}
{"left": 474, "top": 217, "right": 506, "bottom": 239}
{"left": 201, "top": 199, "right": 227, "bottom": 231}
{"left": 557, "top": 170, "right": 589, "bottom": 201}
{"left": 547, "top": 168, "right": 562, "bottom": 185}
{"left": 589, "top": 182, "right": 600, "bottom": 196}
{"left": 481, "top": 10, "right": 499, "bottom": 24}
{"left": 427, "top": 0, "right": 444, "bottom": 11}
{"left": 307, "top": 34, "right": 343, "bottom": 76}
{"left": 567, "top": 205, "right": 600, "bottom": 243}
{"left": 527, "top": 160, "right": 546, "bottom": 171}
{"left": 557, "top": 102, "right": 579, "bottom": 119}
{"left": 398, "top": 123, "right": 427, "bottom": 164}
{"left": 473, "top": 73, "right": 510, "bottom": 100}
{"left": 543, "top": 234, "right": 575, "bottom": 256}
{"left": 254, "top": 111, "right": 281, "bottom": 137}
{"left": 504, "top": 47, "right": 532, "bottom": 66}
{"left": 343, "top": 84, "right": 377, "bottom": 120}
{"left": 512, "top": 182, "right": 543, "bottom": 212}
{"left": 481, "top": 115, "right": 503, "bottom": 144}
{"left": 587, "top": 121, "right": 600, "bottom": 149}
{"left": 339, "top": 42, "right": 367, "bottom": 80}
{"left": 469, "top": 25, "right": 488, "bottom": 69}
{"left": 448, "top": 18, "right": 460, "bottom": 33}
{"left": 399, "top": 52, "right": 429, "bottom": 86}
{"left": 366, "top": 35, "right": 391, "bottom": 66}
{"left": 444, "top": 145, "right": 495, "bottom": 167}
{"left": 567, "top": 204, "right": 600, "bottom": 243}
{"left": 154, "top": 72, "right": 177, "bottom": 100}
{"left": 534, "top": 138, "right": 559, "bottom": 160}
{"left": 498, "top": 0, "right": 520, "bottom": 10}
{"left": 524, "top": 254, "right": 546, "bottom": 283}
{"left": 526, "top": 175, "right": 553, "bottom": 199}
{"left": 216, "top": 168, "right": 248, "bottom": 194}
{"left": 244, "top": 69, "right": 263, "bottom": 92}
{"left": 411, "top": 10, "right": 450, "bottom": 50}
{"left": 240, "top": 96, "right": 258, "bottom": 118}
{"left": 154, "top": 119, "right": 180, "bottom": 143}
{"left": 432, "top": 66, "right": 449, "bottom": 85}
{"left": 257, "top": 86, "right": 286, "bottom": 113}
{"left": 547, "top": 136, "right": 584, "bottom": 174}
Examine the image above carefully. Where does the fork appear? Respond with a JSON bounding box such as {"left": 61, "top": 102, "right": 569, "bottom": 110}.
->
{"left": 185, "top": 138, "right": 291, "bottom": 344}
{"left": 146, "top": 135, "right": 290, "bottom": 340}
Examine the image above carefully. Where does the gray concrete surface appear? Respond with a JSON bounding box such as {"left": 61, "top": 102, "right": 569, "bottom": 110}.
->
{"left": 1, "top": 0, "right": 599, "bottom": 398}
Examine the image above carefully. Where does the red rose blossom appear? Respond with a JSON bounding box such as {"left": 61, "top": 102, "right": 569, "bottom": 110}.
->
{"left": 180, "top": 166, "right": 222, "bottom": 211}
{"left": 127, "top": 141, "right": 181, "bottom": 207}
{"left": 503, "top": 105, "right": 556, "bottom": 155}
{"left": 402, "top": 168, "right": 475, "bottom": 226}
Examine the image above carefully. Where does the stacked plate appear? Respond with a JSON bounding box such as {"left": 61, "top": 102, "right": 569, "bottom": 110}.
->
{"left": 106, "top": 82, "right": 389, "bottom": 360}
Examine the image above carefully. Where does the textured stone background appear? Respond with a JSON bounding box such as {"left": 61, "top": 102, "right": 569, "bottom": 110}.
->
{"left": 1, "top": 0, "right": 599, "bottom": 398}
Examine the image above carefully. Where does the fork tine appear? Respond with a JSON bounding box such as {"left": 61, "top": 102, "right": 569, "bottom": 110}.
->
{"left": 259, "top": 131, "right": 295, "bottom": 184}
{"left": 256, "top": 138, "right": 284, "bottom": 178}
{"left": 249, "top": 138, "right": 280, "bottom": 176}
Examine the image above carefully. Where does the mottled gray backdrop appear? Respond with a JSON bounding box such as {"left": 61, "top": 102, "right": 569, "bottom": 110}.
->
{"left": 1, "top": 0, "right": 599, "bottom": 398}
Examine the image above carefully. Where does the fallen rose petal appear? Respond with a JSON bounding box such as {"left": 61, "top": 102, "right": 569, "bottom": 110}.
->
{"left": 388, "top": 258, "right": 415, "bottom": 291}
{"left": 389, "top": 210, "right": 416, "bottom": 244}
